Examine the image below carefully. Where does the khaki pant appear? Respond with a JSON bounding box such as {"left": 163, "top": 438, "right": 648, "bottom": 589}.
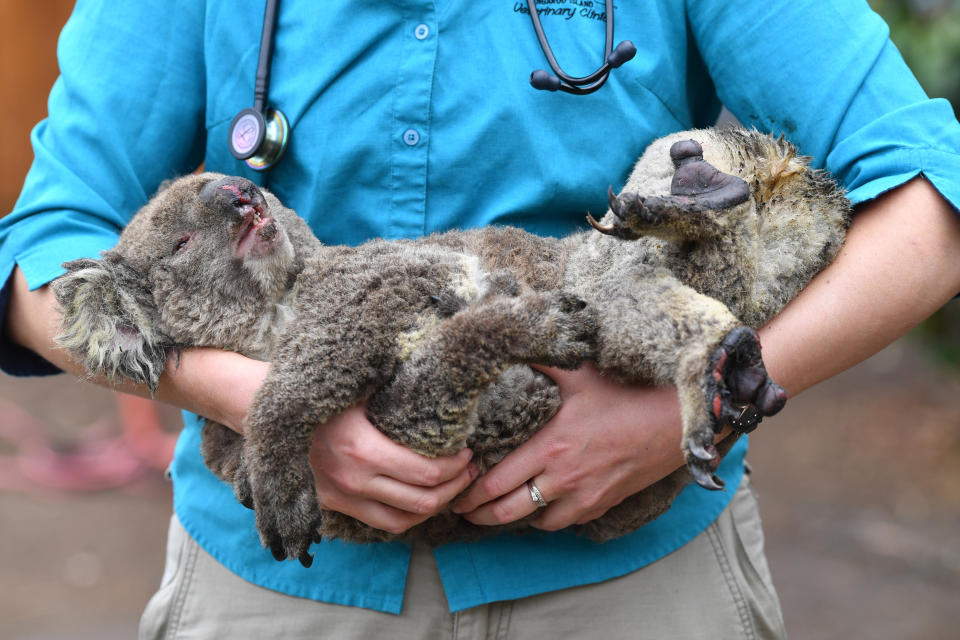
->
{"left": 140, "top": 474, "right": 785, "bottom": 639}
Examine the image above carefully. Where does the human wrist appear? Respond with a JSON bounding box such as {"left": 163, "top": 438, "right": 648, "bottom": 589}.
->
{"left": 157, "top": 348, "right": 268, "bottom": 433}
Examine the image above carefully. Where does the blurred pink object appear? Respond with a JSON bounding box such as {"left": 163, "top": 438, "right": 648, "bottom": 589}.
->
{"left": 0, "top": 394, "right": 176, "bottom": 492}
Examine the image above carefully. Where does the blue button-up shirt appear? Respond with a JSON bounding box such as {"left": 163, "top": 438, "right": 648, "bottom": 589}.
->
{"left": 2, "top": 0, "right": 958, "bottom": 614}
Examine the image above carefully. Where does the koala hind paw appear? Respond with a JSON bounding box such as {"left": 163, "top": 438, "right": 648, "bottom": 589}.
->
{"left": 709, "top": 326, "right": 788, "bottom": 431}
{"left": 685, "top": 326, "right": 787, "bottom": 491}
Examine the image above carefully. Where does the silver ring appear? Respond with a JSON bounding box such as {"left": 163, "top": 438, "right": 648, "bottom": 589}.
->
{"left": 528, "top": 481, "right": 548, "bottom": 508}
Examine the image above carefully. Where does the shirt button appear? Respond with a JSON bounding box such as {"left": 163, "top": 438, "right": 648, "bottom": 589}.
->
{"left": 414, "top": 24, "right": 430, "bottom": 40}
{"left": 403, "top": 129, "right": 421, "bottom": 146}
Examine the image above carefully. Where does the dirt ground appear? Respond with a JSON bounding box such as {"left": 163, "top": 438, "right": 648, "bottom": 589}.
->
{"left": 1, "top": 335, "right": 958, "bottom": 639}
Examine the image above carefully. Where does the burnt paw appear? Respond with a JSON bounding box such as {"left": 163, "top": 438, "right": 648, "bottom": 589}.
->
{"left": 667, "top": 139, "right": 750, "bottom": 210}
{"left": 685, "top": 326, "right": 787, "bottom": 491}
{"left": 708, "top": 326, "right": 788, "bottom": 433}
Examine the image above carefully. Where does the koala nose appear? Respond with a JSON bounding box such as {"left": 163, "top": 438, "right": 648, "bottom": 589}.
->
{"left": 199, "top": 176, "right": 267, "bottom": 221}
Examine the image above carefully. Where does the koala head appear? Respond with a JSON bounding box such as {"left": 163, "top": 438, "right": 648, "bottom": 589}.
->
{"left": 52, "top": 173, "right": 310, "bottom": 391}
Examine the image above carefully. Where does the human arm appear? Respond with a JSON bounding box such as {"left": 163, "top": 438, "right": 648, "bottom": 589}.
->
{"left": 454, "top": 176, "right": 960, "bottom": 528}
{"left": 759, "top": 178, "right": 960, "bottom": 393}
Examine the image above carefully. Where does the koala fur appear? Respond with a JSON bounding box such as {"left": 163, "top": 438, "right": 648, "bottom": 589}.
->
{"left": 52, "top": 128, "right": 850, "bottom": 566}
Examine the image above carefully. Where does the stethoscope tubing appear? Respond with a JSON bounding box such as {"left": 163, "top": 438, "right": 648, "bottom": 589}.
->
{"left": 253, "top": 0, "right": 281, "bottom": 113}
{"left": 526, "top": 0, "right": 616, "bottom": 87}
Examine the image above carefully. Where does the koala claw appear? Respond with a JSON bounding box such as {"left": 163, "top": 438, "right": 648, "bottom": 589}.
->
{"left": 264, "top": 533, "right": 316, "bottom": 569}
{"left": 259, "top": 511, "right": 320, "bottom": 567}
{"left": 686, "top": 439, "right": 718, "bottom": 462}
{"left": 689, "top": 464, "right": 726, "bottom": 491}
{"left": 608, "top": 184, "right": 622, "bottom": 217}
{"left": 255, "top": 482, "right": 324, "bottom": 567}
{"left": 685, "top": 430, "right": 724, "bottom": 491}
{"left": 268, "top": 540, "right": 286, "bottom": 563}
{"left": 585, "top": 186, "right": 639, "bottom": 239}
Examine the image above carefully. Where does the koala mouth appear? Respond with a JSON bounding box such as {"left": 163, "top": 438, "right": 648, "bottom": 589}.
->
{"left": 235, "top": 204, "right": 279, "bottom": 258}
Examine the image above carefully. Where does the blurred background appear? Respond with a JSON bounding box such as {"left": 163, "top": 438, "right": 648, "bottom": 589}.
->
{"left": 1, "top": 1, "right": 958, "bottom": 638}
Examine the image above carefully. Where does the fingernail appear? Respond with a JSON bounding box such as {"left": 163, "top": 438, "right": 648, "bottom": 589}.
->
{"left": 467, "top": 463, "right": 479, "bottom": 480}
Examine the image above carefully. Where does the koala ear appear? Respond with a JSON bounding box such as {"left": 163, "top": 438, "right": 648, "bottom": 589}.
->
{"left": 52, "top": 253, "right": 170, "bottom": 393}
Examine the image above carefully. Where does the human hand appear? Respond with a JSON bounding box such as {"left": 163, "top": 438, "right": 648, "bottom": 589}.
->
{"left": 164, "top": 350, "right": 476, "bottom": 534}
{"left": 309, "top": 406, "right": 478, "bottom": 534}
{"left": 451, "top": 362, "right": 686, "bottom": 531}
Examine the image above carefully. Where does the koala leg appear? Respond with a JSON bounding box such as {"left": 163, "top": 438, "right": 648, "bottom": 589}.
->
{"left": 578, "top": 265, "right": 785, "bottom": 490}
{"left": 368, "top": 290, "right": 595, "bottom": 458}
{"left": 241, "top": 321, "right": 405, "bottom": 565}
{"left": 243, "top": 392, "right": 324, "bottom": 568}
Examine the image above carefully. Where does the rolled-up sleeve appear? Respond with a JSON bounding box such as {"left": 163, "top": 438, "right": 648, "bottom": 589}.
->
{"left": 687, "top": 0, "right": 960, "bottom": 212}
{"left": 0, "top": 0, "right": 208, "bottom": 375}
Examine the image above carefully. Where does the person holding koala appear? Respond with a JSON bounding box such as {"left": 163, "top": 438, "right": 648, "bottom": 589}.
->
{"left": 2, "top": 1, "right": 959, "bottom": 638}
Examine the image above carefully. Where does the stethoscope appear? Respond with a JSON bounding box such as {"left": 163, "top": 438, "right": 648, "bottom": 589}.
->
{"left": 229, "top": 0, "right": 636, "bottom": 171}
{"left": 527, "top": 0, "right": 636, "bottom": 95}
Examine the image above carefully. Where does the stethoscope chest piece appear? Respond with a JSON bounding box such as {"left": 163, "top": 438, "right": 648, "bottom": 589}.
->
{"left": 227, "top": 0, "right": 287, "bottom": 172}
{"left": 229, "top": 105, "right": 289, "bottom": 171}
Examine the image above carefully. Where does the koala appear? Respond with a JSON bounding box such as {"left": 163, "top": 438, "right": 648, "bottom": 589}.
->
{"left": 52, "top": 127, "right": 850, "bottom": 567}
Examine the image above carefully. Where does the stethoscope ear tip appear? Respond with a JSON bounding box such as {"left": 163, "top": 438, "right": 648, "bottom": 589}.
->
{"left": 530, "top": 69, "right": 562, "bottom": 91}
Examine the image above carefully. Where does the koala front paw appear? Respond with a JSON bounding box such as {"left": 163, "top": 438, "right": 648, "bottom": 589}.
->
{"left": 685, "top": 326, "right": 787, "bottom": 490}
{"left": 251, "top": 461, "right": 324, "bottom": 568}
{"left": 533, "top": 291, "right": 596, "bottom": 369}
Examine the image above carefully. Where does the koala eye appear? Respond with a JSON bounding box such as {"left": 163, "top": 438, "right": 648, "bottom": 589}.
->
{"left": 173, "top": 234, "right": 192, "bottom": 254}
